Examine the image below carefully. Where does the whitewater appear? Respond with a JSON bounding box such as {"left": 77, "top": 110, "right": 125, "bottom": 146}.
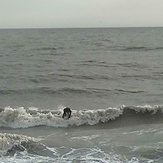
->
{"left": 0, "top": 105, "right": 162, "bottom": 129}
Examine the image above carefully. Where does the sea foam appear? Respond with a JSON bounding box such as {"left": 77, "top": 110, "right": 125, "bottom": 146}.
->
{"left": 0, "top": 105, "right": 162, "bottom": 129}
{"left": 0, "top": 133, "right": 40, "bottom": 156}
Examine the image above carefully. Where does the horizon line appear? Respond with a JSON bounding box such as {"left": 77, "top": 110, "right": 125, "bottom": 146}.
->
{"left": 0, "top": 26, "right": 163, "bottom": 30}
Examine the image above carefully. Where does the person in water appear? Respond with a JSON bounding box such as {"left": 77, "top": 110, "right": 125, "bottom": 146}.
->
{"left": 62, "top": 107, "right": 72, "bottom": 119}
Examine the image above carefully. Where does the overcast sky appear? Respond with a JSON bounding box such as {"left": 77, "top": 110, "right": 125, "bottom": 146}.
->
{"left": 1, "top": 0, "right": 163, "bottom": 28}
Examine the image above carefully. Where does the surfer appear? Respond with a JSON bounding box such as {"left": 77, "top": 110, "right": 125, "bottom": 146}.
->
{"left": 62, "top": 107, "right": 72, "bottom": 119}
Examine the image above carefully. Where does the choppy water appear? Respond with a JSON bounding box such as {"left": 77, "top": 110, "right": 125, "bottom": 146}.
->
{"left": 0, "top": 27, "right": 163, "bottom": 162}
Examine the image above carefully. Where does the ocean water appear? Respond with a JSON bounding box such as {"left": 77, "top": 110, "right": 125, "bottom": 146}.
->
{"left": 0, "top": 27, "right": 163, "bottom": 162}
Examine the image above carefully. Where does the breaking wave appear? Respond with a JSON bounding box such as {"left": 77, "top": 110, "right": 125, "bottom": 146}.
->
{"left": 0, "top": 105, "right": 163, "bottom": 129}
{"left": 0, "top": 133, "right": 41, "bottom": 156}
{"left": 0, "top": 133, "right": 138, "bottom": 163}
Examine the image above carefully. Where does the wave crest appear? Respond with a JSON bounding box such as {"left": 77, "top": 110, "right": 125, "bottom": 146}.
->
{"left": 0, "top": 105, "right": 163, "bottom": 129}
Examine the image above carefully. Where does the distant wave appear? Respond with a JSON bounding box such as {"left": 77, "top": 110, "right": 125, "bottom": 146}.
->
{"left": 35, "top": 46, "right": 69, "bottom": 56}
{"left": 112, "top": 46, "right": 163, "bottom": 51}
{"left": 115, "top": 89, "right": 145, "bottom": 94}
{"left": 0, "top": 87, "right": 145, "bottom": 98}
{"left": 93, "top": 39, "right": 163, "bottom": 51}
{"left": 126, "top": 46, "right": 163, "bottom": 51}
{"left": 0, "top": 105, "right": 162, "bottom": 129}
{"left": 0, "top": 87, "right": 91, "bottom": 96}
{"left": 37, "top": 47, "right": 57, "bottom": 51}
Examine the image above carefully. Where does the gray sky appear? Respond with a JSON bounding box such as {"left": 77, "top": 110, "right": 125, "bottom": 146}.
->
{"left": 1, "top": 0, "right": 163, "bottom": 28}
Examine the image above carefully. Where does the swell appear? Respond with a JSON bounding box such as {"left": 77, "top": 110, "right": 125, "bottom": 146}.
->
{"left": 124, "top": 46, "right": 163, "bottom": 51}
{"left": 47, "top": 72, "right": 112, "bottom": 81}
{"left": 0, "top": 105, "right": 162, "bottom": 129}
{"left": 110, "top": 46, "right": 163, "bottom": 51}
{"left": 0, "top": 87, "right": 91, "bottom": 96}
{"left": 93, "top": 39, "right": 163, "bottom": 51}
{"left": 0, "top": 87, "right": 145, "bottom": 97}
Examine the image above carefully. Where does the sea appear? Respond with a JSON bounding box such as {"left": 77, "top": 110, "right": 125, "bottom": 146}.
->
{"left": 0, "top": 27, "right": 163, "bottom": 162}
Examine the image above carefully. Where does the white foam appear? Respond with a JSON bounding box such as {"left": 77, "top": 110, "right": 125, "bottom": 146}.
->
{"left": 0, "top": 133, "right": 40, "bottom": 156}
{"left": 0, "top": 106, "right": 123, "bottom": 128}
{"left": 0, "top": 105, "right": 162, "bottom": 129}
{"left": 0, "top": 149, "right": 127, "bottom": 163}
{"left": 0, "top": 132, "right": 156, "bottom": 163}
{"left": 68, "top": 107, "right": 123, "bottom": 126}
{"left": 126, "top": 104, "right": 163, "bottom": 114}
